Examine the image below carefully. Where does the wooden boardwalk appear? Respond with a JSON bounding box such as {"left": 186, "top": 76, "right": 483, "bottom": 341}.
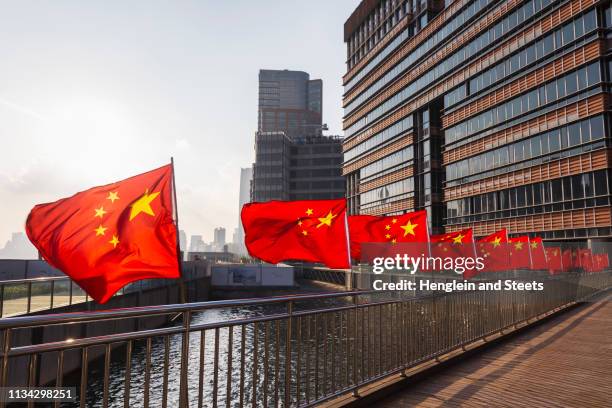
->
{"left": 376, "top": 295, "right": 611, "bottom": 408}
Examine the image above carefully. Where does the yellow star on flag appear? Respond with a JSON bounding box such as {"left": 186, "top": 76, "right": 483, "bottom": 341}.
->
{"left": 452, "top": 233, "right": 465, "bottom": 244}
{"left": 107, "top": 191, "right": 119, "bottom": 203}
{"left": 391, "top": 239, "right": 397, "bottom": 244}
{"left": 514, "top": 242, "right": 523, "bottom": 250}
{"left": 316, "top": 211, "right": 336, "bottom": 228}
{"left": 94, "top": 206, "right": 107, "bottom": 218}
{"left": 95, "top": 225, "right": 107, "bottom": 236}
{"left": 492, "top": 236, "right": 502, "bottom": 248}
{"left": 305, "top": 208, "right": 313, "bottom": 216}
{"left": 385, "top": 234, "right": 391, "bottom": 239}
{"left": 392, "top": 218, "right": 397, "bottom": 224}
{"left": 385, "top": 224, "right": 391, "bottom": 230}
{"left": 302, "top": 230, "right": 308, "bottom": 236}
{"left": 109, "top": 235, "right": 120, "bottom": 248}
{"left": 400, "top": 220, "right": 417, "bottom": 237}
{"left": 129, "top": 190, "right": 160, "bottom": 221}
{"left": 297, "top": 220, "right": 303, "bottom": 226}
{"left": 531, "top": 241, "right": 538, "bottom": 249}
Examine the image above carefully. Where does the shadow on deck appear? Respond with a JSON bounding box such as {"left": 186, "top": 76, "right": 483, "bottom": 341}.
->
{"left": 357, "top": 294, "right": 611, "bottom": 407}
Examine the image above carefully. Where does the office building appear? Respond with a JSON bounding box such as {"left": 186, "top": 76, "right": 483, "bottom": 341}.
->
{"left": 258, "top": 69, "right": 324, "bottom": 138}
{"left": 213, "top": 227, "right": 226, "bottom": 249}
{"left": 342, "top": 0, "right": 611, "bottom": 240}
{"left": 252, "top": 132, "right": 345, "bottom": 201}
{"left": 252, "top": 69, "right": 346, "bottom": 202}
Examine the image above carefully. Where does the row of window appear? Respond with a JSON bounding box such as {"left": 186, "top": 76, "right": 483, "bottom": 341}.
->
{"left": 290, "top": 169, "right": 342, "bottom": 178}
{"left": 446, "top": 170, "right": 611, "bottom": 224}
{"left": 344, "top": 115, "right": 413, "bottom": 162}
{"left": 348, "top": 0, "right": 411, "bottom": 70}
{"left": 445, "top": 61, "right": 602, "bottom": 144}
{"left": 289, "top": 181, "right": 345, "bottom": 190}
{"left": 346, "top": 0, "right": 492, "bottom": 92}
{"left": 345, "top": 0, "right": 559, "bottom": 137}
{"left": 445, "top": 9, "right": 597, "bottom": 109}
{"left": 360, "top": 178, "right": 415, "bottom": 208}
{"left": 345, "top": 0, "right": 494, "bottom": 109}
{"left": 446, "top": 115, "right": 606, "bottom": 182}
{"left": 516, "top": 227, "right": 611, "bottom": 240}
{"left": 360, "top": 147, "right": 414, "bottom": 181}
{"left": 448, "top": 140, "right": 607, "bottom": 189}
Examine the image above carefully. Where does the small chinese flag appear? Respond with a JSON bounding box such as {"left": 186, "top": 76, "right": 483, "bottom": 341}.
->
{"left": 26, "top": 165, "right": 180, "bottom": 303}
{"left": 578, "top": 248, "right": 593, "bottom": 272}
{"left": 348, "top": 210, "right": 429, "bottom": 261}
{"left": 431, "top": 228, "right": 477, "bottom": 277}
{"left": 545, "top": 247, "right": 562, "bottom": 274}
{"left": 508, "top": 236, "right": 531, "bottom": 269}
{"left": 561, "top": 249, "right": 573, "bottom": 272}
{"left": 477, "top": 228, "right": 510, "bottom": 272}
{"left": 241, "top": 199, "right": 350, "bottom": 269}
{"left": 430, "top": 229, "right": 475, "bottom": 257}
{"left": 529, "top": 237, "right": 547, "bottom": 270}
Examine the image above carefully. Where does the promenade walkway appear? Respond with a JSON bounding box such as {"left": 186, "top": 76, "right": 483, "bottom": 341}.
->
{"left": 375, "top": 294, "right": 611, "bottom": 407}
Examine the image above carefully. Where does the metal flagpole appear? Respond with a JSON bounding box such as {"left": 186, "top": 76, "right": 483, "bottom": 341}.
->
{"left": 170, "top": 157, "right": 188, "bottom": 304}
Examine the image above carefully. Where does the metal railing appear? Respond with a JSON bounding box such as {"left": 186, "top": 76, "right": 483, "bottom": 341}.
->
{"left": 0, "top": 276, "right": 89, "bottom": 317}
{"left": 0, "top": 261, "right": 211, "bottom": 317}
{"left": 0, "top": 271, "right": 609, "bottom": 407}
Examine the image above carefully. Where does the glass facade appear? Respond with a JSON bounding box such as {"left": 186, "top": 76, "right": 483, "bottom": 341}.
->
{"left": 343, "top": 0, "right": 611, "bottom": 239}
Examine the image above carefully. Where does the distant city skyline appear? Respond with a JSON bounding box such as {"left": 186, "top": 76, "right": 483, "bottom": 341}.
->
{"left": 0, "top": 1, "right": 360, "bottom": 247}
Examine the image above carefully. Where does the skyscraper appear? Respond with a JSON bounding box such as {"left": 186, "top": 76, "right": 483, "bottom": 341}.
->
{"left": 235, "top": 167, "right": 253, "bottom": 254}
{"left": 343, "top": 0, "right": 611, "bottom": 242}
{"left": 213, "top": 227, "right": 226, "bottom": 249}
{"left": 258, "top": 69, "right": 323, "bottom": 138}
{"left": 252, "top": 69, "right": 346, "bottom": 203}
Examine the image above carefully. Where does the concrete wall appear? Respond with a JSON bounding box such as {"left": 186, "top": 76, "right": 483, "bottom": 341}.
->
{"left": 211, "top": 264, "right": 294, "bottom": 287}
{"left": 0, "top": 260, "right": 63, "bottom": 280}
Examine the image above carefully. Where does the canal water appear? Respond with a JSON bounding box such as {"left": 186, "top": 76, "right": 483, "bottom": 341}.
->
{"left": 83, "top": 291, "right": 371, "bottom": 407}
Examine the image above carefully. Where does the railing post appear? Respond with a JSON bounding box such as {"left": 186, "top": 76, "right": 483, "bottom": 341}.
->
{"left": 284, "top": 301, "right": 293, "bottom": 408}
{"left": 69, "top": 281, "right": 73, "bottom": 305}
{"left": 50, "top": 280, "right": 55, "bottom": 310}
{"left": 352, "top": 294, "right": 360, "bottom": 397}
{"left": 0, "top": 284, "right": 4, "bottom": 318}
{"left": 179, "top": 310, "right": 191, "bottom": 407}
{"left": 26, "top": 282, "right": 32, "bottom": 314}
{"left": 0, "top": 328, "right": 11, "bottom": 408}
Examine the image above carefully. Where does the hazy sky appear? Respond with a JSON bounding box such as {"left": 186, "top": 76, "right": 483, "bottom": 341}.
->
{"left": 0, "top": 0, "right": 360, "bottom": 246}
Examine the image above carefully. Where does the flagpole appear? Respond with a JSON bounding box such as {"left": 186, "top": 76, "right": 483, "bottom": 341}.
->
{"left": 343, "top": 210, "right": 353, "bottom": 289}
{"left": 171, "top": 157, "right": 188, "bottom": 304}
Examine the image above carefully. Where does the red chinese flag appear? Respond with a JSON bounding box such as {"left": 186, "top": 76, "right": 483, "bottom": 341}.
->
{"left": 529, "top": 237, "right": 547, "bottom": 270}
{"left": 578, "top": 249, "right": 593, "bottom": 272}
{"left": 348, "top": 210, "right": 429, "bottom": 261}
{"left": 508, "top": 236, "right": 531, "bottom": 269}
{"left": 477, "top": 229, "right": 510, "bottom": 272}
{"left": 546, "top": 247, "right": 562, "bottom": 274}
{"left": 241, "top": 199, "right": 350, "bottom": 269}
{"left": 26, "top": 165, "right": 180, "bottom": 303}
{"left": 430, "top": 228, "right": 477, "bottom": 276}
{"left": 561, "top": 249, "right": 574, "bottom": 272}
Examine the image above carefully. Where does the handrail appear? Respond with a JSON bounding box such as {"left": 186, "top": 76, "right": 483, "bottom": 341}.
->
{"left": 0, "top": 289, "right": 374, "bottom": 328}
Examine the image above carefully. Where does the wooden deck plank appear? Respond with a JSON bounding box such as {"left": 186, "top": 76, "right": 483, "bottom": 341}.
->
{"left": 376, "top": 296, "right": 612, "bottom": 408}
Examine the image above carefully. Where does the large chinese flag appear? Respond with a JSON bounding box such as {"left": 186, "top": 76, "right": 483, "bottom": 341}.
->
{"left": 26, "top": 165, "right": 180, "bottom": 303}
{"left": 508, "top": 236, "right": 531, "bottom": 269}
{"left": 529, "top": 237, "right": 547, "bottom": 270}
{"left": 545, "top": 247, "right": 562, "bottom": 274}
{"left": 348, "top": 210, "right": 429, "bottom": 261}
{"left": 241, "top": 199, "right": 350, "bottom": 269}
{"left": 477, "top": 229, "right": 510, "bottom": 272}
